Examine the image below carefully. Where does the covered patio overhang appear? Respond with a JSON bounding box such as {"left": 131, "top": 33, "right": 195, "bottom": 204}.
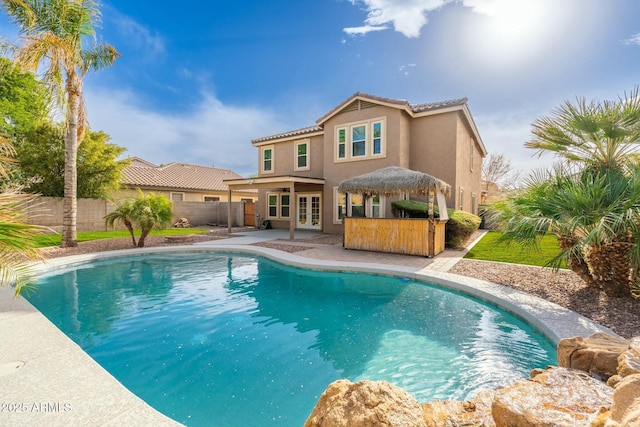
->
{"left": 223, "top": 175, "right": 325, "bottom": 240}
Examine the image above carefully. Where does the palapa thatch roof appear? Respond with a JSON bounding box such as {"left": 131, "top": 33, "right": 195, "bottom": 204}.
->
{"left": 337, "top": 166, "right": 451, "bottom": 197}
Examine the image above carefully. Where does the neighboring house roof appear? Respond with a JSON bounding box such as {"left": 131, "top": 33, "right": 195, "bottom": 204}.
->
{"left": 121, "top": 159, "right": 256, "bottom": 194}
{"left": 252, "top": 92, "right": 487, "bottom": 156}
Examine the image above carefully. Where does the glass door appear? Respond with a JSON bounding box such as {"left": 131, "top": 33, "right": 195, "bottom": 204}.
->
{"left": 296, "top": 193, "right": 321, "bottom": 230}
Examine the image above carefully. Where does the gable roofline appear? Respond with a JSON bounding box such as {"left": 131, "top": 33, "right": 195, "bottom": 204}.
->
{"left": 315, "top": 92, "right": 470, "bottom": 125}
{"left": 250, "top": 92, "right": 486, "bottom": 156}
{"left": 252, "top": 125, "right": 324, "bottom": 145}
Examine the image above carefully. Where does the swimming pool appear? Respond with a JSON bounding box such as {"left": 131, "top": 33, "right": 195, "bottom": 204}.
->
{"left": 27, "top": 252, "right": 556, "bottom": 426}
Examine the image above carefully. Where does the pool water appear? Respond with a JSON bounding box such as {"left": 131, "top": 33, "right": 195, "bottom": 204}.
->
{"left": 27, "top": 253, "right": 556, "bottom": 426}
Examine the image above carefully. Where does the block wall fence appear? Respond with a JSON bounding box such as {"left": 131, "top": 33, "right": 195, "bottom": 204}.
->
{"left": 24, "top": 197, "right": 247, "bottom": 232}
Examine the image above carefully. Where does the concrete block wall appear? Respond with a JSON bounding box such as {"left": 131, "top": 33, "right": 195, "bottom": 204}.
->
{"left": 24, "top": 197, "right": 246, "bottom": 232}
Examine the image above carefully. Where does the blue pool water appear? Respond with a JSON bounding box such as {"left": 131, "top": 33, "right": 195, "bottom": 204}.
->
{"left": 27, "top": 253, "right": 556, "bottom": 426}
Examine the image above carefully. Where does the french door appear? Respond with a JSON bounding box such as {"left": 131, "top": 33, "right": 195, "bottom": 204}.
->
{"left": 296, "top": 193, "right": 321, "bottom": 230}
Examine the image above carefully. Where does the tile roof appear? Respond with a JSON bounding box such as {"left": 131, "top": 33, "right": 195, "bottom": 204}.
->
{"left": 121, "top": 161, "right": 254, "bottom": 193}
{"left": 254, "top": 92, "right": 469, "bottom": 143}
{"left": 252, "top": 125, "right": 323, "bottom": 144}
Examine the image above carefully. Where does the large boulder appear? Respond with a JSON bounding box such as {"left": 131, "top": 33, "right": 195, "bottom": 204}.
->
{"left": 491, "top": 367, "right": 613, "bottom": 427}
{"left": 605, "top": 374, "right": 640, "bottom": 427}
{"left": 304, "top": 379, "right": 426, "bottom": 427}
{"left": 422, "top": 390, "right": 495, "bottom": 427}
{"left": 617, "top": 337, "right": 640, "bottom": 378}
{"left": 557, "top": 333, "right": 630, "bottom": 380}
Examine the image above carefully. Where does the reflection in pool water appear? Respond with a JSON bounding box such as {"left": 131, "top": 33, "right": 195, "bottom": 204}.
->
{"left": 28, "top": 253, "right": 556, "bottom": 426}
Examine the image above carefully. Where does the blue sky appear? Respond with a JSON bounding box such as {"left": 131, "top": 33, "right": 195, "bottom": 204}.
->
{"left": 3, "top": 0, "right": 640, "bottom": 177}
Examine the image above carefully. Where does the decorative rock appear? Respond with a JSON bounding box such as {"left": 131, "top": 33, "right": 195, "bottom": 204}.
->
{"left": 617, "top": 337, "right": 640, "bottom": 378}
{"left": 557, "top": 333, "right": 630, "bottom": 380}
{"left": 491, "top": 367, "right": 613, "bottom": 427}
{"left": 173, "top": 218, "right": 190, "bottom": 228}
{"left": 304, "top": 379, "right": 426, "bottom": 427}
{"left": 606, "top": 374, "right": 640, "bottom": 427}
{"left": 422, "top": 390, "right": 495, "bottom": 427}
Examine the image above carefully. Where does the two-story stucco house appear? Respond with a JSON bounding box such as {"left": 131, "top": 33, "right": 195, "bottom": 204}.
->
{"left": 225, "top": 92, "right": 487, "bottom": 236}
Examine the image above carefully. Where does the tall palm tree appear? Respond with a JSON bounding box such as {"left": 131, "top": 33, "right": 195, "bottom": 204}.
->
{"left": 0, "top": 0, "right": 119, "bottom": 247}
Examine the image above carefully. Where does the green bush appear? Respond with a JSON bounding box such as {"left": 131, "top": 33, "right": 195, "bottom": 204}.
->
{"left": 391, "top": 200, "right": 481, "bottom": 249}
{"left": 446, "top": 209, "right": 481, "bottom": 249}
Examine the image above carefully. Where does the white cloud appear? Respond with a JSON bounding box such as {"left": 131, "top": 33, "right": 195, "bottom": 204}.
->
{"left": 622, "top": 33, "right": 640, "bottom": 46}
{"left": 110, "top": 12, "right": 165, "bottom": 57}
{"left": 473, "top": 110, "right": 555, "bottom": 177}
{"left": 344, "top": 0, "right": 452, "bottom": 38}
{"left": 344, "top": 25, "right": 389, "bottom": 36}
{"left": 84, "top": 88, "right": 290, "bottom": 176}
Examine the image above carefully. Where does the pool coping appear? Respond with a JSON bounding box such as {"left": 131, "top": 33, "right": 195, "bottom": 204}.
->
{"left": 0, "top": 244, "right": 618, "bottom": 426}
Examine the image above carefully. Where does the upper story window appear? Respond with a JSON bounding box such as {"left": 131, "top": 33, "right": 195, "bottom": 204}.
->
{"left": 294, "top": 140, "right": 310, "bottom": 171}
{"left": 261, "top": 145, "right": 274, "bottom": 174}
{"left": 335, "top": 118, "right": 386, "bottom": 162}
{"left": 352, "top": 125, "right": 366, "bottom": 157}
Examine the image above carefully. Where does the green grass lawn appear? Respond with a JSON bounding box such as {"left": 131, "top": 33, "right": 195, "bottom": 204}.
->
{"left": 464, "top": 231, "right": 568, "bottom": 268}
{"left": 34, "top": 228, "right": 210, "bottom": 248}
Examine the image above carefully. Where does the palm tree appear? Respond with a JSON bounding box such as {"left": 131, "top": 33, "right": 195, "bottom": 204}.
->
{"left": 105, "top": 191, "right": 173, "bottom": 248}
{"left": 133, "top": 192, "right": 173, "bottom": 248}
{"left": 104, "top": 198, "right": 137, "bottom": 247}
{"left": 526, "top": 87, "right": 640, "bottom": 170}
{"left": 494, "top": 164, "right": 640, "bottom": 297}
{"left": 0, "top": 0, "right": 119, "bottom": 248}
{"left": 492, "top": 89, "right": 640, "bottom": 298}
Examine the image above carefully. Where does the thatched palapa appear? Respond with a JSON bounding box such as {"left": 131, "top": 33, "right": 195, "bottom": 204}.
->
{"left": 337, "top": 166, "right": 451, "bottom": 197}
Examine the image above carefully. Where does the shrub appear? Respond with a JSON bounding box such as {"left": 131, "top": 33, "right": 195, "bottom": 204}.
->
{"left": 391, "top": 200, "right": 481, "bottom": 249}
{"left": 446, "top": 209, "right": 481, "bottom": 249}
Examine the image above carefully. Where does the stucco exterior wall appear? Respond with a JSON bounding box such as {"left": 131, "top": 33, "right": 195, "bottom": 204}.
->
{"left": 453, "top": 117, "right": 483, "bottom": 214}
{"left": 248, "top": 96, "right": 485, "bottom": 235}
{"left": 320, "top": 106, "right": 412, "bottom": 234}
{"left": 409, "top": 112, "right": 459, "bottom": 209}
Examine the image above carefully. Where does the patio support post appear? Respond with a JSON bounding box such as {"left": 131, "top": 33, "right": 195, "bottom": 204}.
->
{"left": 227, "top": 188, "right": 232, "bottom": 234}
{"left": 289, "top": 182, "right": 295, "bottom": 240}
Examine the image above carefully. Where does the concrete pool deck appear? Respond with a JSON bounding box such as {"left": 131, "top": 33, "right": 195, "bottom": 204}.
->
{"left": 0, "top": 230, "right": 617, "bottom": 426}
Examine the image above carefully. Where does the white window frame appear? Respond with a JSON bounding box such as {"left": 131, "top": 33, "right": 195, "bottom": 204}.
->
{"left": 334, "top": 187, "right": 346, "bottom": 223}
{"left": 367, "top": 194, "right": 385, "bottom": 218}
{"left": 334, "top": 187, "right": 385, "bottom": 223}
{"left": 261, "top": 145, "right": 274, "bottom": 174}
{"left": 266, "top": 192, "right": 291, "bottom": 219}
{"left": 471, "top": 193, "right": 477, "bottom": 215}
{"left": 294, "top": 139, "right": 310, "bottom": 171}
{"left": 203, "top": 195, "right": 220, "bottom": 202}
{"left": 334, "top": 117, "right": 386, "bottom": 162}
{"left": 470, "top": 140, "right": 474, "bottom": 172}
{"left": 170, "top": 192, "right": 185, "bottom": 202}
{"left": 459, "top": 187, "right": 464, "bottom": 211}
